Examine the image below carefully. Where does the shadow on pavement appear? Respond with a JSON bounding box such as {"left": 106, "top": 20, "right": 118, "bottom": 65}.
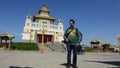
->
{"left": 60, "top": 63, "right": 74, "bottom": 68}
{"left": 9, "top": 66, "right": 33, "bottom": 68}
{"left": 84, "top": 60, "right": 120, "bottom": 67}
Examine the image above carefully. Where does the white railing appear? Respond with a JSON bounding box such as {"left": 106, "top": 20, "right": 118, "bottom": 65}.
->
{"left": 31, "top": 23, "right": 58, "bottom": 31}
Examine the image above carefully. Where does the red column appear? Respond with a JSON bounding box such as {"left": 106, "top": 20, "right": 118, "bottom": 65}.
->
{"left": 39, "top": 35, "right": 42, "bottom": 43}
{"left": 0, "top": 39, "right": 1, "bottom": 47}
{"left": 50, "top": 35, "right": 52, "bottom": 42}
{"left": 44, "top": 35, "right": 46, "bottom": 43}
{"left": 37, "top": 34, "right": 41, "bottom": 43}
{"left": 50, "top": 36, "right": 52, "bottom": 42}
{"left": 4, "top": 40, "right": 7, "bottom": 49}
{"left": 0, "top": 38, "right": 1, "bottom": 47}
{"left": 37, "top": 35, "right": 39, "bottom": 43}
{"left": 47, "top": 36, "right": 49, "bottom": 43}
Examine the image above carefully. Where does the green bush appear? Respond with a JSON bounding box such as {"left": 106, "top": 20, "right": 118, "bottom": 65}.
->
{"left": 85, "top": 47, "right": 93, "bottom": 52}
{"left": 11, "top": 42, "right": 39, "bottom": 51}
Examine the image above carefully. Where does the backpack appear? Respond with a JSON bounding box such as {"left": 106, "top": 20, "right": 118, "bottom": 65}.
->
{"left": 76, "top": 28, "right": 82, "bottom": 43}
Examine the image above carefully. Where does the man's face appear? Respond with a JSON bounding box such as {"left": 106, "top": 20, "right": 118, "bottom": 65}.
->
{"left": 70, "top": 21, "right": 74, "bottom": 27}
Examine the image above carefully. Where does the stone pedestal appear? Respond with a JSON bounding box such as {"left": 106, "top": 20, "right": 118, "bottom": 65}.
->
{"left": 116, "top": 36, "right": 120, "bottom": 54}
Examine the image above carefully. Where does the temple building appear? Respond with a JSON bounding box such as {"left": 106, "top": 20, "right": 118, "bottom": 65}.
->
{"left": 21, "top": 4, "right": 64, "bottom": 43}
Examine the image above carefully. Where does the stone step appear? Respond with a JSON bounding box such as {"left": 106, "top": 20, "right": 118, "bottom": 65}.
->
{"left": 37, "top": 43, "right": 65, "bottom": 52}
{"left": 0, "top": 47, "right": 4, "bottom": 50}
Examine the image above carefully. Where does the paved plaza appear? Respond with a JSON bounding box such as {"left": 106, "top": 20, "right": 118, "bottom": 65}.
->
{"left": 0, "top": 50, "right": 120, "bottom": 68}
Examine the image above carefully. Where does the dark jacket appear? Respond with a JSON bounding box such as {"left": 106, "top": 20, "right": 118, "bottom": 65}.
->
{"left": 63, "top": 27, "right": 81, "bottom": 45}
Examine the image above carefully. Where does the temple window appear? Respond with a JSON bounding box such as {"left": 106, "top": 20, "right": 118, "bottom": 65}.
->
{"left": 42, "top": 21, "right": 47, "bottom": 24}
{"left": 56, "top": 32, "right": 58, "bottom": 34}
{"left": 27, "top": 23, "right": 30, "bottom": 26}
{"left": 27, "top": 30, "right": 29, "bottom": 32}
{"left": 60, "top": 27, "right": 62, "bottom": 29}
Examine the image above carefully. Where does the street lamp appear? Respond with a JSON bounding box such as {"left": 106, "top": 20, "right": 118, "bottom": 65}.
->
{"left": 116, "top": 35, "right": 120, "bottom": 54}
{"left": 40, "top": 29, "right": 46, "bottom": 53}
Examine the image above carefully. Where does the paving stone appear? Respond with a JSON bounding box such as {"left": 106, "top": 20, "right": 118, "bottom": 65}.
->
{"left": 0, "top": 50, "right": 120, "bottom": 68}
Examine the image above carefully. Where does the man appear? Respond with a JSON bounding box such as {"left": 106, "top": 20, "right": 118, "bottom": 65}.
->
{"left": 64, "top": 19, "right": 81, "bottom": 68}
{"left": 81, "top": 44, "right": 85, "bottom": 55}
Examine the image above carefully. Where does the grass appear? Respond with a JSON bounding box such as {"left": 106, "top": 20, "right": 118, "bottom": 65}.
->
{"left": 85, "top": 47, "right": 93, "bottom": 52}
{"left": 10, "top": 42, "right": 39, "bottom": 51}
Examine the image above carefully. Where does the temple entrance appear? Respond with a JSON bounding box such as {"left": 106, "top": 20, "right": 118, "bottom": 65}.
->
{"left": 37, "top": 34, "right": 53, "bottom": 43}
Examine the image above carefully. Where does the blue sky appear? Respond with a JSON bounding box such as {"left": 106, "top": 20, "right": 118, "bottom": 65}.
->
{"left": 0, "top": 0, "right": 120, "bottom": 46}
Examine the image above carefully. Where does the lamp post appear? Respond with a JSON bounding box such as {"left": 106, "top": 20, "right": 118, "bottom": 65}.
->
{"left": 4, "top": 40, "right": 7, "bottom": 49}
{"left": 40, "top": 29, "right": 46, "bottom": 53}
{"left": 117, "top": 36, "right": 120, "bottom": 54}
{"left": 8, "top": 37, "right": 11, "bottom": 50}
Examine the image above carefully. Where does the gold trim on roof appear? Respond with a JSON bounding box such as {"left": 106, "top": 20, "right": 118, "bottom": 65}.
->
{"left": 34, "top": 15, "right": 55, "bottom": 21}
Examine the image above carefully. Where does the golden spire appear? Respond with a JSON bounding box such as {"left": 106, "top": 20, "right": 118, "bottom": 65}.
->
{"left": 39, "top": 3, "right": 50, "bottom": 13}
{"left": 43, "top": 3, "right": 46, "bottom": 7}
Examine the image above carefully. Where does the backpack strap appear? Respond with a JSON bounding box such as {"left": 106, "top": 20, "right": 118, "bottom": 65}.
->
{"left": 65, "top": 28, "right": 74, "bottom": 38}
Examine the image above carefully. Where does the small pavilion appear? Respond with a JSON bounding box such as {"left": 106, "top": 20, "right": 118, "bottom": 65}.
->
{"left": 101, "top": 42, "right": 110, "bottom": 52}
{"left": 90, "top": 39, "right": 100, "bottom": 51}
{"left": 0, "top": 32, "right": 15, "bottom": 50}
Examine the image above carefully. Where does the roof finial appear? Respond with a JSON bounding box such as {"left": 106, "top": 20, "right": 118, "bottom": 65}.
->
{"left": 43, "top": 3, "right": 46, "bottom": 7}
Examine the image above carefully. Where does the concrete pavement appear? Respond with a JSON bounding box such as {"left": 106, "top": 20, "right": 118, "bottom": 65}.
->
{"left": 0, "top": 50, "right": 120, "bottom": 68}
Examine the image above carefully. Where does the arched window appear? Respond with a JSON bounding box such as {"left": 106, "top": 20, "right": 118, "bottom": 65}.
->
{"left": 27, "top": 23, "right": 30, "bottom": 26}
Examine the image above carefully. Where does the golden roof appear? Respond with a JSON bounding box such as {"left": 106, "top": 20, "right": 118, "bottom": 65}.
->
{"left": 116, "top": 36, "right": 120, "bottom": 40}
{"left": 90, "top": 39, "right": 100, "bottom": 43}
{"left": 39, "top": 3, "right": 50, "bottom": 12}
{"left": 34, "top": 14, "right": 55, "bottom": 21}
{"left": 109, "top": 46, "right": 113, "bottom": 48}
{"left": 102, "top": 42, "right": 109, "bottom": 45}
{"left": 0, "top": 32, "right": 15, "bottom": 39}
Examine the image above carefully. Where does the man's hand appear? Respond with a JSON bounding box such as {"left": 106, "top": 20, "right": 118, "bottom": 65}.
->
{"left": 76, "top": 44, "right": 79, "bottom": 47}
{"left": 66, "top": 39, "right": 69, "bottom": 42}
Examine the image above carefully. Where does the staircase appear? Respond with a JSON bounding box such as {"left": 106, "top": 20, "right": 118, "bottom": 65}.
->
{"left": 37, "top": 43, "right": 64, "bottom": 52}
{"left": 0, "top": 47, "right": 4, "bottom": 50}
{"left": 46, "top": 43, "right": 64, "bottom": 52}
{"left": 37, "top": 43, "right": 53, "bottom": 52}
